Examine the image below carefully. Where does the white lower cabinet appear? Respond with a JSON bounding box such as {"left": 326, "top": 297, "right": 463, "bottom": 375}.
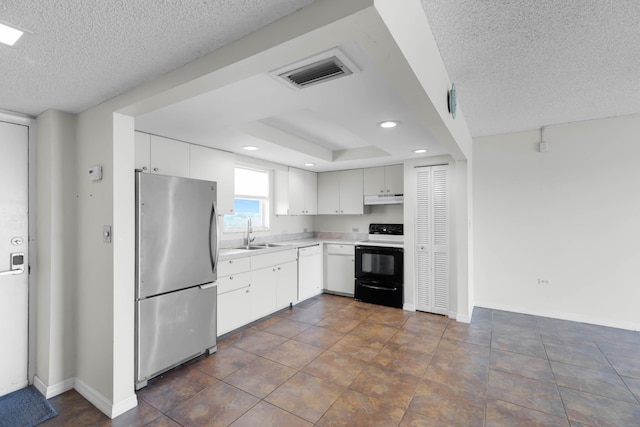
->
{"left": 217, "top": 249, "right": 298, "bottom": 336}
{"left": 325, "top": 244, "right": 355, "bottom": 296}
{"left": 298, "top": 244, "right": 323, "bottom": 301}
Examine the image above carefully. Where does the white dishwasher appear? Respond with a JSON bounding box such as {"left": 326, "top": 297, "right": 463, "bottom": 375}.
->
{"left": 298, "top": 244, "right": 322, "bottom": 302}
{"left": 325, "top": 243, "right": 355, "bottom": 296}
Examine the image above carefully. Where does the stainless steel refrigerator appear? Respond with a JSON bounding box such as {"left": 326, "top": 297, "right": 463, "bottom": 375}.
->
{"left": 135, "top": 171, "right": 219, "bottom": 390}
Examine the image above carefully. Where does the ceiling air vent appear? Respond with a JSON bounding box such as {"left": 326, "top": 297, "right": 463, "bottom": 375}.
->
{"left": 274, "top": 48, "right": 358, "bottom": 90}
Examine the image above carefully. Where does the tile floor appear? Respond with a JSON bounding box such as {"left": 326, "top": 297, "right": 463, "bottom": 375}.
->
{"left": 41, "top": 294, "right": 640, "bottom": 426}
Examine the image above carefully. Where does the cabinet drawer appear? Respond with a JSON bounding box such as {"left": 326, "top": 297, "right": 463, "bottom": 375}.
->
{"left": 217, "top": 257, "right": 251, "bottom": 277}
{"left": 217, "top": 271, "right": 251, "bottom": 295}
{"left": 326, "top": 244, "right": 354, "bottom": 255}
{"left": 299, "top": 244, "right": 321, "bottom": 256}
{"left": 251, "top": 249, "right": 297, "bottom": 270}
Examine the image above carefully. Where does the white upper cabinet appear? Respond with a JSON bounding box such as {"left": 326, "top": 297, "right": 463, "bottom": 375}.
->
{"left": 134, "top": 132, "right": 190, "bottom": 178}
{"left": 318, "top": 169, "right": 364, "bottom": 215}
{"left": 363, "top": 164, "right": 403, "bottom": 195}
{"left": 189, "top": 144, "right": 235, "bottom": 215}
{"left": 275, "top": 167, "right": 317, "bottom": 215}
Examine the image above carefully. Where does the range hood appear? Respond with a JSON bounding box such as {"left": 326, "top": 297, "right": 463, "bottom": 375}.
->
{"left": 364, "top": 194, "right": 404, "bottom": 205}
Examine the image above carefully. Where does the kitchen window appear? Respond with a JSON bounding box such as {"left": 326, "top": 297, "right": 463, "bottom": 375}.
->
{"left": 223, "top": 166, "right": 270, "bottom": 231}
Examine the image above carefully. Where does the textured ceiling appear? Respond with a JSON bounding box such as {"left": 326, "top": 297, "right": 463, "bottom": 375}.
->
{"left": 421, "top": 0, "right": 640, "bottom": 136}
{"left": 0, "top": 0, "right": 314, "bottom": 116}
{"left": 1, "top": 0, "right": 639, "bottom": 139}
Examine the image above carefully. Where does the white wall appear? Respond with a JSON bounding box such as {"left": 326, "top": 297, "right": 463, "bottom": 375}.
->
{"left": 35, "top": 110, "right": 77, "bottom": 394}
{"left": 474, "top": 115, "right": 640, "bottom": 330}
{"left": 313, "top": 204, "right": 403, "bottom": 234}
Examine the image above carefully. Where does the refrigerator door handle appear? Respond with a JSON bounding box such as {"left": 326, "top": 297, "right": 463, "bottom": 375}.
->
{"left": 210, "top": 201, "right": 220, "bottom": 275}
{"left": 200, "top": 282, "right": 216, "bottom": 290}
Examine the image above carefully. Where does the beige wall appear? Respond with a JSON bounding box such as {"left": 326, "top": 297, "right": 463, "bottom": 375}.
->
{"left": 473, "top": 115, "right": 640, "bottom": 330}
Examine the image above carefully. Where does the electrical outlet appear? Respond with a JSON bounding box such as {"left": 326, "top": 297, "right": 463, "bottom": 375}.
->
{"left": 352, "top": 227, "right": 359, "bottom": 232}
{"left": 538, "top": 278, "right": 550, "bottom": 285}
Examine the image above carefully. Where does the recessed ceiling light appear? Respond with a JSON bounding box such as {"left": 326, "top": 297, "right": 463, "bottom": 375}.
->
{"left": 413, "top": 149, "right": 427, "bottom": 154}
{"left": 378, "top": 120, "right": 399, "bottom": 129}
{"left": 304, "top": 163, "right": 315, "bottom": 167}
{"left": 0, "top": 22, "right": 24, "bottom": 46}
{"left": 242, "top": 145, "right": 259, "bottom": 151}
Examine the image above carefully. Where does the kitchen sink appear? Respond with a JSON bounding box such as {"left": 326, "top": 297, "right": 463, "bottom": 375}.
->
{"left": 233, "top": 245, "right": 267, "bottom": 250}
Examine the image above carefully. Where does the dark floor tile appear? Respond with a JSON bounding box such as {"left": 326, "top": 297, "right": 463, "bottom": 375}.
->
{"left": 329, "top": 334, "right": 384, "bottom": 362}
{"left": 425, "top": 354, "right": 489, "bottom": 395}
{"left": 597, "top": 340, "right": 640, "bottom": 359}
{"left": 231, "top": 330, "right": 288, "bottom": 356}
{"left": 303, "top": 350, "right": 366, "bottom": 387}
{"left": 536, "top": 316, "right": 588, "bottom": 335}
{"left": 402, "top": 315, "right": 448, "bottom": 336}
{"left": 261, "top": 318, "right": 311, "bottom": 338}
{"left": 490, "top": 348, "right": 555, "bottom": 383}
{"left": 350, "top": 364, "right": 420, "bottom": 410}
{"left": 442, "top": 322, "right": 492, "bottom": 347}
{"left": 224, "top": 357, "right": 296, "bottom": 398}
{"left": 316, "top": 312, "right": 364, "bottom": 333}
{"left": 316, "top": 389, "right": 405, "bottom": 427}
{"left": 101, "top": 399, "right": 164, "bottom": 427}
{"left": 399, "top": 411, "right": 451, "bottom": 427}
{"left": 372, "top": 343, "right": 432, "bottom": 377}
{"left": 349, "top": 319, "right": 398, "bottom": 343}
{"left": 262, "top": 339, "right": 324, "bottom": 369}
{"left": 406, "top": 378, "right": 485, "bottom": 427}
{"left": 388, "top": 328, "right": 440, "bottom": 354}
{"left": 491, "top": 333, "right": 547, "bottom": 359}
{"left": 492, "top": 310, "right": 539, "bottom": 328}
{"left": 471, "top": 306, "right": 493, "bottom": 321}
{"left": 367, "top": 308, "right": 413, "bottom": 329}
{"left": 265, "top": 372, "right": 344, "bottom": 424}
{"left": 544, "top": 341, "right": 614, "bottom": 372}
{"left": 280, "top": 306, "right": 328, "bottom": 324}
{"left": 166, "top": 381, "right": 258, "bottom": 427}
{"left": 292, "top": 325, "right": 345, "bottom": 349}
{"left": 492, "top": 322, "right": 541, "bottom": 340}
{"left": 487, "top": 369, "right": 565, "bottom": 417}
{"left": 582, "top": 323, "right": 640, "bottom": 345}
{"left": 434, "top": 338, "right": 491, "bottom": 365}
{"left": 560, "top": 386, "right": 640, "bottom": 427}
{"left": 540, "top": 328, "right": 596, "bottom": 349}
{"left": 551, "top": 361, "right": 637, "bottom": 403}
{"left": 622, "top": 376, "right": 640, "bottom": 403}
{"left": 136, "top": 366, "right": 217, "bottom": 412}
{"left": 41, "top": 389, "right": 109, "bottom": 426}
{"left": 336, "top": 304, "right": 374, "bottom": 320}
{"left": 191, "top": 346, "right": 257, "bottom": 379}
{"left": 229, "top": 401, "right": 313, "bottom": 427}
{"left": 485, "top": 399, "right": 570, "bottom": 427}
{"left": 140, "top": 415, "right": 182, "bottom": 427}
{"left": 607, "top": 353, "right": 640, "bottom": 379}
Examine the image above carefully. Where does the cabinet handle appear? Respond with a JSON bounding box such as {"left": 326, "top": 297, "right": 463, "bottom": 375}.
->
{"left": 153, "top": 167, "right": 159, "bottom": 172}
{"left": 246, "top": 289, "right": 249, "bottom": 293}
{"left": 380, "top": 190, "right": 383, "bottom": 193}
{"left": 142, "top": 166, "right": 147, "bottom": 171}
{"left": 335, "top": 210, "right": 338, "bottom": 213}
{"left": 229, "top": 260, "right": 233, "bottom": 264}
{"left": 229, "top": 276, "right": 233, "bottom": 280}
{"left": 340, "top": 210, "right": 343, "bottom": 213}
{"left": 277, "top": 267, "right": 281, "bottom": 270}
{"left": 386, "top": 189, "right": 390, "bottom": 192}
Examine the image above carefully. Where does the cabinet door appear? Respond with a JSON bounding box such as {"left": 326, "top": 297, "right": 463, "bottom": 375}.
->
{"left": 304, "top": 170, "right": 318, "bottom": 215}
{"left": 317, "top": 171, "right": 340, "bottom": 214}
{"left": 134, "top": 131, "right": 151, "bottom": 172}
{"left": 189, "top": 145, "right": 235, "bottom": 215}
{"left": 288, "top": 167, "right": 305, "bottom": 215}
{"left": 150, "top": 135, "right": 190, "bottom": 177}
{"left": 217, "top": 286, "right": 250, "bottom": 336}
{"left": 276, "top": 261, "right": 298, "bottom": 309}
{"left": 384, "top": 165, "right": 404, "bottom": 194}
{"left": 326, "top": 254, "right": 355, "bottom": 295}
{"left": 298, "top": 249, "right": 322, "bottom": 301}
{"left": 363, "top": 167, "right": 385, "bottom": 195}
{"left": 250, "top": 267, "right": 277, "bottom": 320}
{"left": 338, "top": 169, "right": 364, "bottom": 214}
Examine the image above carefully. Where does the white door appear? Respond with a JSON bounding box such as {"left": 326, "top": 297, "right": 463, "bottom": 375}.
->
{"left": 0, "top": 121, "right": 29, "bottom": 397}
{"left": 415, "top": 165, "right": 449, "bottom": 315}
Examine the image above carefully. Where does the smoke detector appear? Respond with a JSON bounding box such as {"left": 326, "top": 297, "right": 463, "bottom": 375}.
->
{"left": 273, "top": 48, "right": 359, "bottom": 89}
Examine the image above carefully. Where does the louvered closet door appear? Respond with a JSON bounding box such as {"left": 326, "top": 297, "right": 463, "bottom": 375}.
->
{"left": 415, "top": 165, "right": 449, "bottom": 315}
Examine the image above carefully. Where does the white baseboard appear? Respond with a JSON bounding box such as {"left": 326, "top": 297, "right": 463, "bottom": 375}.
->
{"left": 403, "top": 303, "right": 416, "bottom": 311}
{"left": 473, "top": 300, "right": 640, "bottom": 331}
{"left": 33, "top": 375, "right": 74, "bottom": 399}
{"left": 74, "top": 378, "right": 138, "bottom": 419}
{"left": 455, "top": 313, "right": 471, "bottom": 323}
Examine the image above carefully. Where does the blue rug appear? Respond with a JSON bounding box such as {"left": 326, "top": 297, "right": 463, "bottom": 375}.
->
{"left": 0, "top": 386, "right": 57, "bottom": 427}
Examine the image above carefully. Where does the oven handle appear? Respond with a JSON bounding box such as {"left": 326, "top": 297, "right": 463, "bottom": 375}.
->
{"left": 361, "top": 283, "right": 398, "bottom": 292}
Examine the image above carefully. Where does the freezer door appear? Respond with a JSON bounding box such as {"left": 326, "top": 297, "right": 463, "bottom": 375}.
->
{"left": 137, "top": 172, "right": 218, "bottom": 298}
{"left": 136, "top": 284, "right": 217, "bottom": 388}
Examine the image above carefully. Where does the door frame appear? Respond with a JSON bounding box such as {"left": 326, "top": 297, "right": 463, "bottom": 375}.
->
{"left": 0, "top": 110, "right": 37, "bottom": 385}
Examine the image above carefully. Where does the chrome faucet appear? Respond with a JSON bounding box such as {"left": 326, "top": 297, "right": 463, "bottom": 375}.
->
{"left": 244, "top": 218, "right": 255, "bottom": 247}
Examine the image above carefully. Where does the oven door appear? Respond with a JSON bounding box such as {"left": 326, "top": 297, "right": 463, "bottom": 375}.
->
{"left": 355, "top": 279, "right": 403, "bottom": 308}
{"left": 355, "top": 245, "right": 403, "bottom": 284}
